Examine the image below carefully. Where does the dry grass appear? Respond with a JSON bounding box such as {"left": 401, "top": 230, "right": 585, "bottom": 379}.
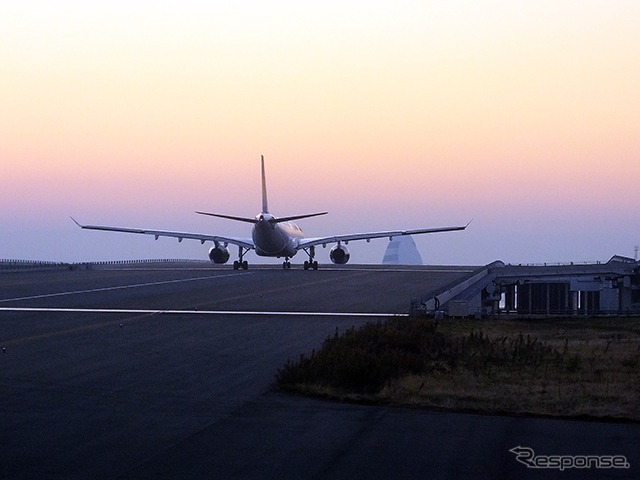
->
{"left": 276, "top": 317, "right": 640, "bottom": 421}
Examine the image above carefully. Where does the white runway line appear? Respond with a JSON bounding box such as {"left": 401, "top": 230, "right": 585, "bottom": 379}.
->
{"left": 0, "top": 271, "right": 251, "bottom": 303}
{"left": 331, "top": 268, "right": 475, "bottom": 273}
{"left": 0, "top": 307, "right": 405, "bottom": 317}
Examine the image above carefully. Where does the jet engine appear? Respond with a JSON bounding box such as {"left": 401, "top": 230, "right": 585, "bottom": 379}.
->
{"left": 208, "top": 245, "right": 230, "bottom": 264}
{"left": 329, "top": 244, "right": 350, "bottom": 264}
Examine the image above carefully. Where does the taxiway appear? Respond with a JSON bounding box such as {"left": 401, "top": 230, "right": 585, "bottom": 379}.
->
{"left": 0, "top": 263, "right": 637, "bottom": 479}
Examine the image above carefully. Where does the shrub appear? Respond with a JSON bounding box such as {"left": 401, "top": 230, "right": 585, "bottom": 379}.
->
{"left": 276, "top": 318, "right": 564, "bottom": 395}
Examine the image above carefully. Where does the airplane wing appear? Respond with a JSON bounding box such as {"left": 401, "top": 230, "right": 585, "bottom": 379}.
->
{"left": 297, "top": 222, "right": 471, "bottom": 249}
{"left": 70, "top": 217, "right": 254, "bottom": 249}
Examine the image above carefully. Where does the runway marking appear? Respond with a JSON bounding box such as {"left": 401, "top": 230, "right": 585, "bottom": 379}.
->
{"left": 0, "top": 272, "right": 253, "bottom": 303}
{"left": 0, "top": 307, "right": 405, "bottom": 317}
{"left": 333, "top": 268, "right": 475, "bottom": 273}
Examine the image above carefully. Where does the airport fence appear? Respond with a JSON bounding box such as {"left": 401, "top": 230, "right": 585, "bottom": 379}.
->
{"left": 78, "top": 259, "right": 212, "bottom": 270}
{"left": 0, "top": 258, "right": 208, "bottom": 273}
{"left": 0, "top": 259, "right": 72, "bottom": 273}
{"left": 87, "top": 259, "right": 205, "bottom": 265}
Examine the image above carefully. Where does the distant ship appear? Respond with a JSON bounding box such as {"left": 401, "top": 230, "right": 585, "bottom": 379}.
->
{"left": 382, "top": 236, "right": 423, "bottom": 265}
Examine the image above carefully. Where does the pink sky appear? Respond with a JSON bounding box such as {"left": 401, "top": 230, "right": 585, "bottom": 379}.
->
{"left": 1, "top": 1, "right": 639, "bottom": 264}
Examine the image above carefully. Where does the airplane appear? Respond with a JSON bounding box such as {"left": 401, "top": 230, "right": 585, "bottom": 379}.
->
{"left": 72, "top": 156, "right": 470, "bottom": 270}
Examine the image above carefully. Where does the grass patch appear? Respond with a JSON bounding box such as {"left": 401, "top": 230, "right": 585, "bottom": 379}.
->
{"left": 276, "top": 317, "right": 640, "bottom": 421}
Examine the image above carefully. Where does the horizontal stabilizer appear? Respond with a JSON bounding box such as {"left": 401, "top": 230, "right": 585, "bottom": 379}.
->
{"left": 196, "top": 210, "right": 327, "bottom": 224}
{"left": 271, "top": 212, "right": 328, "bottom": 224}
{"left": 195, "top": 211, "right": 258, "bottom": 224}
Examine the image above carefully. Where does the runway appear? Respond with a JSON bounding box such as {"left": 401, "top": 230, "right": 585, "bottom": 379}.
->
{"left": 1, "top": 263, "right": 638, "bottom": 479}
{"left": 0, "top": 307, "right": 402, "bottom": 318}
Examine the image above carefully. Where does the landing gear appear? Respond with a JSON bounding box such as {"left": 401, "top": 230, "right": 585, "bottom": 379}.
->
{"left": 283, "top": 258, "right": 291, "bottom": 269}
{"left": 233, "top": 246, "right": 249, "bottom": 270}
{"left": 303, "top": 246, "right": 318, "bottom": 270}
{"left": 233, "top": 260, "right": 248, "bottom": 270}
{"left": 303, "top": 260, "right": 318, "bottom": 270}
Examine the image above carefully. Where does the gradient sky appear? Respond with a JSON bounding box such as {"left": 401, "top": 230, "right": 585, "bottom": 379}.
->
{"left": 2, "top": 1, "right": 639, "bottom": 265}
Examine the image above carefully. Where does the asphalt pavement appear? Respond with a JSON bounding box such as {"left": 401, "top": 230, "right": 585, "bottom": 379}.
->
{"left": 0, "top": 264, "right": 637, "bottom": 479}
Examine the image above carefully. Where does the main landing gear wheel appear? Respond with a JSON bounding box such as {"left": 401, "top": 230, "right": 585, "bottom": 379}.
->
{"left": 303, "top": 246, "right": 318, "bottom": 270}
{"left": 233, "top": 246, "right": 249, "bottom": 270}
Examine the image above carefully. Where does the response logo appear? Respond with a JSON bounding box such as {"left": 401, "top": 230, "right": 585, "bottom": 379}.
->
{"left": 510, "top": 446, "right": 630, "bottom": 471}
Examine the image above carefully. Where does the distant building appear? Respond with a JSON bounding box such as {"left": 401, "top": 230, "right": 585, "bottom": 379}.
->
{"left": 414, "top": 255, "right": 640, "bottom": 317}
{"left": 382, "top": 236, "right": 423, "bottom": 265}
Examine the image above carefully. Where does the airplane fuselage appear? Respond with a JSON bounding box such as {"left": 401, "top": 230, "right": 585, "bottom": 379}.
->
{"left": 252, "top": 214, "right": 303, "bottom": 258}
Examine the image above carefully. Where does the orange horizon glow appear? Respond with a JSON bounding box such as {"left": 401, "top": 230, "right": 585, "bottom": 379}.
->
{"left": 1, "top": 1, "right": 639, "bottom": 263}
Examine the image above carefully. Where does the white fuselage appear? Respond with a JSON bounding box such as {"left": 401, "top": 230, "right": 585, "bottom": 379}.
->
{"left": 252, "top": 213, "right": 304, "bottom": 258}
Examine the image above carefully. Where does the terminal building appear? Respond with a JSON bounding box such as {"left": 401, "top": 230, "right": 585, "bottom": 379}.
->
{"left": 415, "top": 255, "right": 640, "bottom": 317}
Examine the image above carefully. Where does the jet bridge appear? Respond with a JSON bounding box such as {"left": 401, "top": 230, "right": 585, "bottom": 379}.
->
{"left": 488, "top": 256, "right": 640, "bottom": 316}
{"left": 415, "top": 256, "right": 640, "bottom": 317}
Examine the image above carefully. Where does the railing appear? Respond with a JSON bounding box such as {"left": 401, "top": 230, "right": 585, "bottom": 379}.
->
{"left": 0, "top": 258, "right": 208, "bottom": 272}
{"left": 0, "top": 260, "right": 72, "bottom": 272}
{"left": 0, "top": 259, "right": 63, "bottom": 265}
{"left": 511, "top": 261, "right": 601, "bottom": 267}
{"left": 85, "top": 259, "right": 205, "bottom": 265}
{"left": 493, "top": 309, "right": 640, "bottom": 318}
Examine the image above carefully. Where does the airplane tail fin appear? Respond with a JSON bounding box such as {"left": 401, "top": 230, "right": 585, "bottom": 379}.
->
{"left": 195, "top": 156, "right": 268, "bottom": 224}
{"left": 259, "top": 155, "right": 327, "bottom": 223}
{"left": 261, "top": 155, "right": 269, "bottom": 214}
{"left": 196, "top": 155, "right": 327, "bottom": 224}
